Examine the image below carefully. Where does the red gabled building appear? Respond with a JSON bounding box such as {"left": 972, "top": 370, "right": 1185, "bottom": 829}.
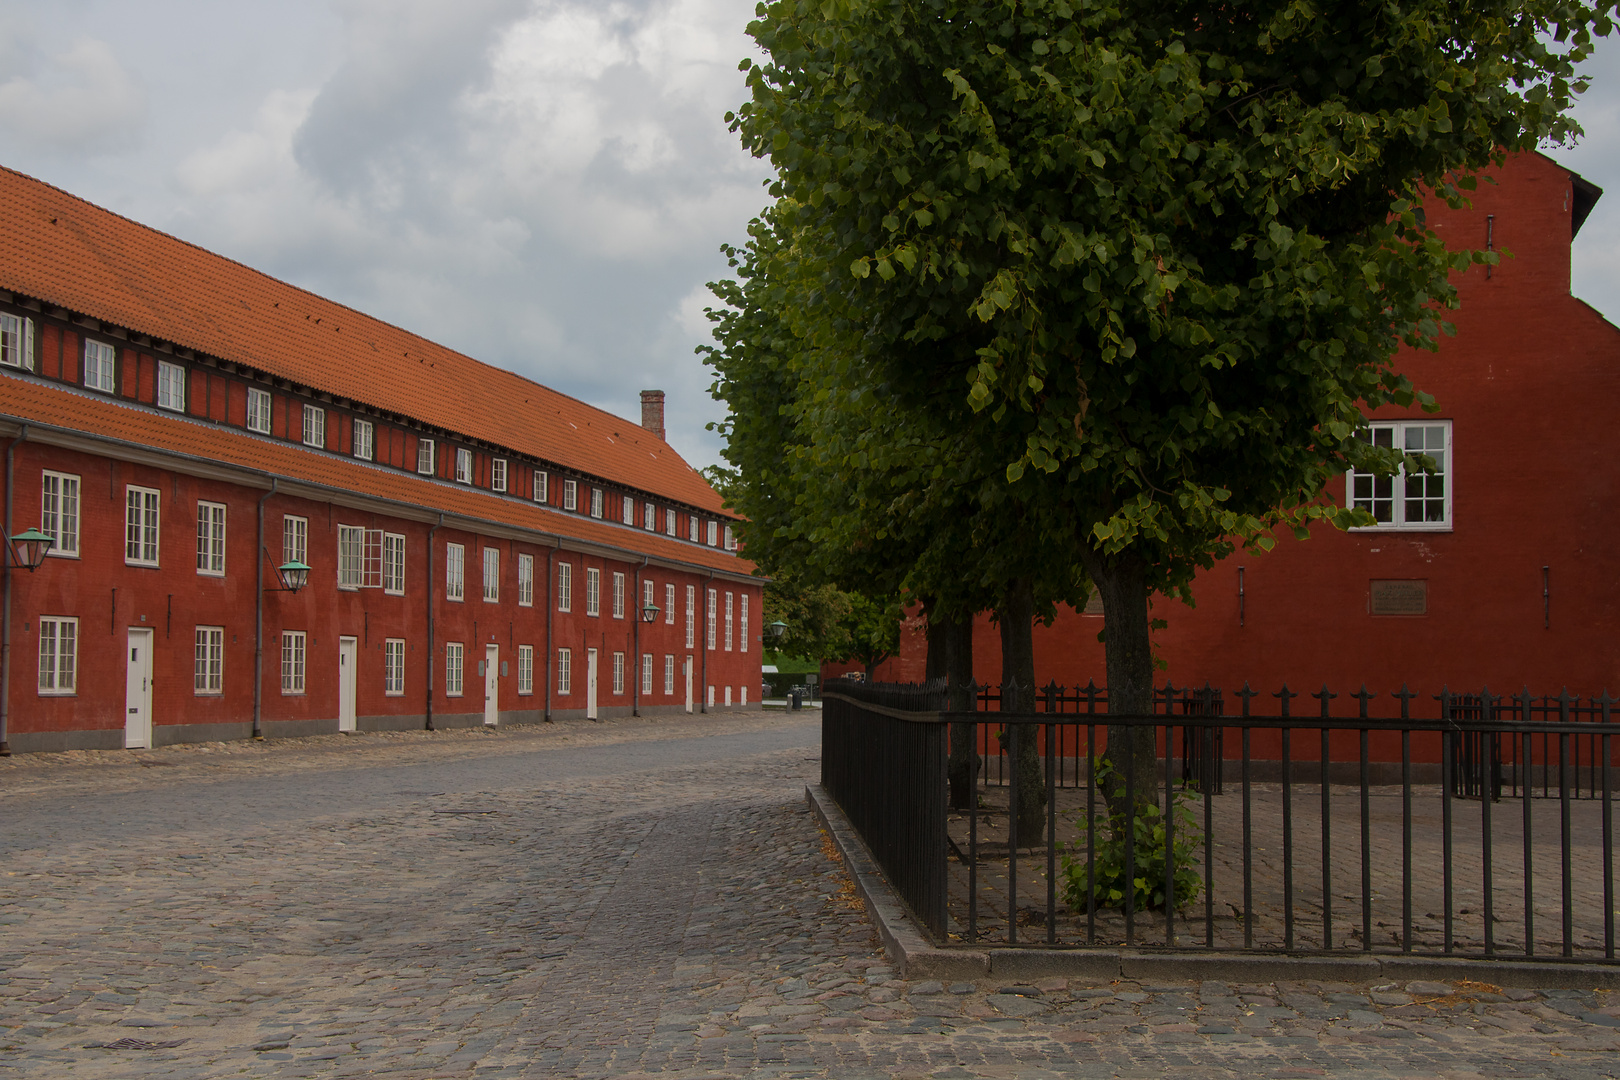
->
{"left": 0, "top": 166, "right": 762, "bottom": 753}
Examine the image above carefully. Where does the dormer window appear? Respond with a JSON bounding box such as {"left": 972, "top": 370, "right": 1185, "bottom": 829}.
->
{"left": 533, "top": 470, "right": 548, "bottom": 502}
{"left": 302, "top": 404, "right": 325, "bottom": 448}
{"left": 157, "top": 360, "right": 185, "bottom": 412}
{"left": 84, "top": 340, "right": 116, "bottom": 393}
{"left": 491, "top": 458, "right": 507, "bottom": 493}
{"left": 621, "top": 495, "right": 634, "bottom": 525}
{"left": 417, "top": 438, "right": 435, "bottom": 474}
{"left": 0, "top": 313, "right": 33, "bottom": 369}
{"left": 590, "top": 488, "right": 603, "bottom": 518}
{"left": 563, "top": 479, "right": 577, "bottom": 511}
{"left": 455, "top": 447, "right": 472, "bottom": 484}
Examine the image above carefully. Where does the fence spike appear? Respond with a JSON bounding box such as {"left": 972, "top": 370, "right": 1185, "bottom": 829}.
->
{"left": 1274, "top": 683, "right": 1296, "bottom": 718}
{"left": 1395, "top": 683, "right": 1415, "bottom": 720}
{"left": 1314, "top": 683, "right": 1336, "bottom": 718}
{"left": 1237, "top": 681, "right": 1257, "bottom": 717}
{"left": 1354, "top": 683, "right": 1375, "bottom": 720}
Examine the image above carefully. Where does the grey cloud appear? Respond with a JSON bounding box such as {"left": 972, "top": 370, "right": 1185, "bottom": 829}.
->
{"left": 0, "top": 35, "right": 145, "bottom": 152}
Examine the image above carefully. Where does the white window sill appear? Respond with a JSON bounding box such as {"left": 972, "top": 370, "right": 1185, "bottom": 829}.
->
{"left": 46, "top": 550, "right": 79, "bottom": 560}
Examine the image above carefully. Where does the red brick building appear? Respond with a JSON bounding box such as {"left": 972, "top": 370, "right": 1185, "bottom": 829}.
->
{"left": 0, "top": 167, "right": 762, "bottom": 753}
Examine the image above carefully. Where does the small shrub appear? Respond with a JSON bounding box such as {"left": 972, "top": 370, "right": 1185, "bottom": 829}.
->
{"left": 1059, "top": 757, "right": 1203, "bottom": 913}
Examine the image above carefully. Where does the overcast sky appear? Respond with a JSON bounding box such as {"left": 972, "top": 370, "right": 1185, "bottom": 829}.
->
{"left": 0, "top": 1, "right": 1616, "bottom": 471}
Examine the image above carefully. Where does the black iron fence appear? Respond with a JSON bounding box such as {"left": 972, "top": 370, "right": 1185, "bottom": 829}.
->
{"left": 821, "top": 678, "right": 1618, "bottom": 962}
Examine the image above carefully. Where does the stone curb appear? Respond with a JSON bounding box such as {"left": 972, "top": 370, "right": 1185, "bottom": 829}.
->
{"left": 806, "top": 784, "right": 1620, "bottom": 989}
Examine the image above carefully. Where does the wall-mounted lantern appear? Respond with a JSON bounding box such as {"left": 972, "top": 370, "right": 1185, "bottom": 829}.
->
{"left": 640, "top": 602, "right": 661, "bottom": 624}
{"left": 6, "top": 528, "right": 53, "bottom": 573}
{"left": 274, "top": 560, "right": 311, "bottom": 594}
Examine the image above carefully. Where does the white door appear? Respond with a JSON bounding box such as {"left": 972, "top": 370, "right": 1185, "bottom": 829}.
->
{"left": 484, "top": 644, "right": 499, "bottom": 726}
{"left": 338, "top": 637, "right": 358, "bottom": 732}
{"left": 684, "top": 657, "right": 693, "bottom": 714}
{"left": 124, "top": 628, "right": 153, "bottom": 749}
{"left": 586, "top": 648, "right": 598, "bottom": 720}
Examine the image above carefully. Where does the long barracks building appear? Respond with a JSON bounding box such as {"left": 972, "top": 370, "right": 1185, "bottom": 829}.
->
{"left": 0, "top": 166, "right": 762, "bottom": 753}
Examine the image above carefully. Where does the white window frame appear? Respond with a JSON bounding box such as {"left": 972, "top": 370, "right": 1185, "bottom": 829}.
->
{"left": 353, "top": 418, "right": 375, "bottom": 461}
{"left": 725, "top": 591, "right": 734, "bottom": 652}
{"left": 685, "top": 584, "right": 696, "bottom": 649}
{"left": 491, "top": 459, "right": 507, "bottom": 493}
{"left": 445, "top": 543, "right": 465, "bottom": 601}
{"left": 455, "top": 447, "right": 473, "bottom": 485}
{"left": 385, "top": 638, "right": 406, "bottom": 695}
{"left": 707, "top": 520, "right": 718, "bottom": 547}
{"left": 612, "top": 571, "right": 625, "bottom": 619}
{"left": 483, "top": 547, "right": 500, "bottom": 603}
{"left": 706, "top": 588, "right": 717, "bottom": 650}
{"left": 665, "top": 583, "right": 675, "bottom": 626}
{"left": 533, "top": 470, "right": 548, "bottom": 503}
{"left": 741, "top": 594, "right": 749, "bottom": 654}
{"left": 563, "top": 479, "right": 577, "bottom": 511}
{"left": 446, "top": 642, "right": 464, "bottom": 697}
{"left": 282, "top": 514, "right": 308, "bottom": 565}
{"left": 157, "top": 360, "right": 186, "bottom": 412}
{"left": 518, "top": 554, "right": 534, "bottom": 607}
{"left": 417, "top": 438, "right": 435, "bottom": 475}
{"left": 644, "top": 503, "right": 655, "bottom": 531}
{"left": 302, "top": 403, "right": 325, "bottom": 448}
{"left": 38, "top": 616, "right": 77, "bottom": 694}
{"left": 641, "top": 652, "right": 653, "bottom": 696}
{"left": 688, "top": 515, "right": 699, "bottom": 543}
{"left": 642, "top": 579, "right": 654, "bottom": 620}
{"left": 664, "top": 654, "right": 675, "bottom": 695}
{"left": 665, "top": 508, "right": 676, "bottom": 536}
{"left": 622, "top": 495, "right": 634, "bottom": 526}
{"left": 84, "top": 340, "right": 116, "bottom": 393}
{"left": 724, "top": 524, "right": 735, "bottom": 551}
{"left": 383, "top": 532, "right": 406, "bottom": 595}
{"left": 590, "top": 488, "right": 604, "bottom": 519}
{"left": 281, "top": 631, "right": 306, "bottom": 694}
{"left": 125, "top": 485, "right": 160, "bottom": 566}
{"left": 557, "top": 562, "right": 573, "bottom": 612}
{"left": 246, "top": 387, "right": 272, "bottom": 434}
{"left": 557, "top": 647, "right": 572, "bottom": 695}
{"left": 41, "top": 470, "right": 79, "bottom": 558}
{"left": 338, "top": 524, "right": 365, "bottom": 589}
{"left": 612, "top": 651, "right": 625, "bottom": 695}
{"left": 585, "top": 568, "right": 600, "bottom": 617}
{"left": 194, "top": 625, "right": 224, "bottom": 695}
{"left": 518, "top": 645, "right": 534, "bottom": 695}
{"left": 196, "top": 501, "right": 226, "bottom": 576}
{"left": 1347, "top": 420, "right": 1453, "bottom": 532}
{"left": 0, "top": 313, "right": 33, "bottom": 370}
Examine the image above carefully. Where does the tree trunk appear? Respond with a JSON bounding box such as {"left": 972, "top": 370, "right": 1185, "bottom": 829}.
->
{"left": 997, "top": 580, "right": 1045, "bottom": 844}
{"left": 1080, "top": 549, "right": 1158, "bottom": 818}
{"left": 937, "top": 616, "right": 976, "bottom": 810}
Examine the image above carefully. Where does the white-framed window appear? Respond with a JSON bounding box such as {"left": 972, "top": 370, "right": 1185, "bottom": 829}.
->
{"left": 383, "top": 532, "right": 405, "bottom": 594}
{"left": 38, "top": 616, "right": 76, "bottom": 694}
{"left": 385, "top": 639, "right": 406, "bottom": 695}
{"left": 491, "top": 459, "right": 507, "bottom": 493}
{"left": 688, "top": 515, "right": 699, "bottom": 543}
{"left": 0, "top": 312, "right": 33, "bottom": 369}
{"left": 557, "top": 562, "right": 573, "bottom": 612}
{"left": 246, "top": 387, "right": 272, "bottom": 434}
{"left": 282, "top": 514, "right": 308, "bottom": 565}
{"left": 641, "top": 653, "right": 653, "bottom": 695}
{"left": 338, "top": 524, "right": 365, "bottom": 588}
{"left": 685, "top": 584, "right": 696, "bottom": 649}
{"left": 707, "top": 684, "right": 715, "bottom": 707}
{"left": 644, "top": 503, "right": 655, "bottom": 530}
{"left": 741, "top": 685, "right": 748, "bottom": 706}
{"left": 40, "top": 471, "right": 79, "bottom": 557}
{"left": 302, "top": 403, "right": 325, "bottom": 448}
{"left": 125, "top": 485, "right": 160, "bottom": 566}
{"left": 196, "top": 501, "right": 226, "bottom": 576}
{"left": 417, "top": 438, "right": 435, "bottom": 475}
{"left": 446, "top": 642, "right": 464, "bottom": 696}
{"left": 157, "top": 360, "right": 186, "bottom": 412}
{"left": 84, "top": 340, "right": 115, "bottom": 393}
{"left": 612, "top": 651, "right": 625, "bottom": 695}
{"left": 445, "top": 542, "right": 465, "bottom": 601}
{"left": 518, "top": 645, "right": 534, "bottom": 695}
{"left": 518, "top": 554, "right": 534, "bottom": 607}
{"left": 724, "top": 525, "right": 736, "bottom": 551}
{"left": 611, "top": 572, "right": 625, "bottom": 619}
{"left": 281, "top": 631, "right": 306, "bottom": 694}
{"left": 353, "top": 419, "right": 375, "bottom": 461}
{"left": 590, "top": 488, "right": 604, "bottom": 518}
{"left": 642, "top": 579, "right": 654, "bottom": 621}
{"left": 664, "top": 654, "right": 675, "bottom": 695}
{"left": 563, "top": 479, "right": 577, "bottom": 511}
{"left": 741, "top": 594, "right": 749, "bottom": 654}
{"left": 483, "top": 547, "right": 500, "bottom": 603}
{"left": 585, "top": 568, "right": 600, "bottom": 617}
{"left": 194, "top": 626, "right": 223, "bottom": 694}
{"left": 665, "top": 583, "right": 675, "bottom": 625}
{"left": 706, "top": 588, "right": 717, "bottom": 650}
{"left": 455, "top": 447, "right": 473, "bottom": 484}
{"left": 557, "top": 647, "right": 572, "bottom": 694}
{"left": 665, "top": 508, "right": 676, "bottom": 536}
{"left": 1348, "top": 420, "right": 1452, "bottom": 530}
{"left": 533, "top": 469, "right": 548, "bottom": 502}
{"left": 725, "top": 591, "right": 734, "bottom": 651}
{"left": 707, "top": 520, "right": 718, "bottom": 547}
{"left": 725, "top": 686, "right": 733, "bottom": 706}
{"left": 621, "top": 495, "right": 634, "bottom": 525}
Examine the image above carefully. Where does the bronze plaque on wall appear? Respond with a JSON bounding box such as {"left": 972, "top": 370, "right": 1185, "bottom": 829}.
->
{"left": 1370, "top": 579, "right": 1427, "bottom": 615}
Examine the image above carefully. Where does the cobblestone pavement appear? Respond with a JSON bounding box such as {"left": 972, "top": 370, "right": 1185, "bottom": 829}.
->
{"left": 0, "top": 712, "right": 1616, "bottom": 1079}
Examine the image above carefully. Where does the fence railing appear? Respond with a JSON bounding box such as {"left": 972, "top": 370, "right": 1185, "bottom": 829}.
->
{"left": 821, "top": 677, "right": 1618, "bottom": 962}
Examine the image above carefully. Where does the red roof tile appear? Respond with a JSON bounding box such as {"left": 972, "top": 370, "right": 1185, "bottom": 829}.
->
{"left": 0, "top": 165, "right": 728, "bottom": 514}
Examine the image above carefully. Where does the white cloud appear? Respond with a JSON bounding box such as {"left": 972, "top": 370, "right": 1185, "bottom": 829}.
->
{"left": 0, "top": 37, "right": 145, "bottom": 151}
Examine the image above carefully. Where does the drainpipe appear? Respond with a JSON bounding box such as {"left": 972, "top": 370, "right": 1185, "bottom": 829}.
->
{"left": 252, "top": 480, "right": 278, "bottom": 739}
{"left": 701, "top": 570, "right": 714, "bottom": 713}
{"left": 632, "top": 554, "right": 649, "bottom": 718}
{"left": 426, "top": 514, "right": 443, "bottom": 730}
{"left": 544, "top": 538, "right": 558, "bottom": 722}
{"left": 0, "top": 425, "right": 30, "bottom": 756}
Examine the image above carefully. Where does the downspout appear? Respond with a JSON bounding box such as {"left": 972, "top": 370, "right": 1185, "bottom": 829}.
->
{"left": 632, "top": 554, "right": 648, "bottom": 718}
{"left": 701, "top": 570, "right": 714, "bottom": 713}
{"left": 0, "top": 425, "right": 30, "bottom": 756}
{"left": 252, "top": 479, "right": 277, "bottom": 739}
{"left": 544, "top": 538, "right": 558, "bottom": 721}
{"left": 426, "top": 514, "right": 443, "bottom": 730}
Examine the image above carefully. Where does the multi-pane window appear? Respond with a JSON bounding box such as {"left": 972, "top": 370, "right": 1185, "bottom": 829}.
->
{"left": 724, "top": 591, "right": 734, "bottom": 651}
{"left": 302, "top": 404, "right": 326, "bottom": 448}
{"left": 518, "top": 554, "right": 534, "bottom": 607}
{"left": 706, "top": 588, "right": 718, "bottom": 650}
{"left": 0, "top": 312, "right": 32, "bottom": 369}
{"left": 283, "top": 515, "right": 308, "bottom": 565}
{"left": 125, "top": 486, "right": 160, "bottom": 566}
{"left": 741, "top": 594, "right": 749, "bottom": 654}
{"left": 194, "top": 626, "right": 224, "bottom": 694}
{"left": 622, "top": 496, "right": 634, "bottom": 525}
{"left": 664, "top": 654, "right": 675, "bottom": 695}
{"left": 557, "top": 562, "right": 573, "bottom": 612}
{"left": 338, "top": 525, "right": 365, "bottom": 588}
{"left": 445, "top": 642, "right": 464, "bottom": 696}
{"left": 590, "top": 488, "right": 604, "bottom": 518}
{"left": 196, "top": 501, "right": 226, "bottom": 576}
{"left": 483, "top": 547, "right": 500, "bottom": 603}
{"left": 353, "top": 419, "right": 375, "bottom": 460}
{"left": 641, "top": 653, "right": 653, "bottom": 695}
{"left": 491, "top": 459, "right": 507, "bottom": 493}
{"left": 557, "top": 647, "right": 572, "bottom": 694}
{"left": 247, "top": 387, "right": 272, "bottom": 433}
{"left": 533, "top": 470, "right": 548, "bottom": 502}
{"left": 385, "top": 639, "right": 405, "bottom": 695}
{"left": 642, "top": 579, "right": 654, "bottom": 621}
{"left": 685, "top": 585, "right": 696, "bottom": 648}
{"left": 644, "top": 503, "right": 655, "bottom": 530}
{"left": 40, "top": 471, "right": 79, "bottom": 557}
{"left": 707, "top": 520, "right": 718, "bottom": 546}
{"left": 688, "top": 515, "right": 699, "bottom": 543}
{"left": 612, "top": 651, "right": 625, "bottom": 695}
{"left": 84, "top": 340, "right": 115, "bottom": 392}
{"left": 37, "top": 616, "right": 76, "bottom": 694}
{"left": 665, "top": 583, "right": 675, "bottom": 625}
{"left": 417, "top": 438, "right": 435, "bottom": 474}
{"left": 157, "top": 360, "right": 186, "bottom": 412}
{"left": 611, "top": 572, "right": 625, "bottom": 619}
{"left": 1348, "top": 421, "right": 1452, "bottom": 529}
{"left": 445, "top": 543, "right": 465, "bottom": 601}
{"left": 281, "top": 631, "right": 306, "bottom": 694}
{"left": 455, "top": 447, "right": 473, "bottom": 484}
{"left": 585, "top": 568, "right": 600, "bottom": 617}
{"left": 383, "top": 532, "right": 405, "bottom": 594}
{"left": 665, "top": 508, "right": 676, "bottom": 536}
{"left": 518, "top": 645, "right": 534, "bottom": 695}
{"left": 563, "top": 479, "right": 577, "bottom": 511}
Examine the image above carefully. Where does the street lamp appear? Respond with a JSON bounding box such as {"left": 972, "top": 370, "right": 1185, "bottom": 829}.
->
{"left": 640, "top": 601, "right": 661, "bottom": 624}
{"left": 765, "top": 620, "right": 788, "bottom": 644}
{"left": 274, "top": 560, "right": 311, "bottom": 594}
{"left": 6, "top": 528, "right": 53, "bottom": 572}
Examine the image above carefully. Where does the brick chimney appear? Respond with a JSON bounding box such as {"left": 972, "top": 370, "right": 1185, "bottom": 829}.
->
{"left": 640, "top": 389, "right": 666, "bottom": 442}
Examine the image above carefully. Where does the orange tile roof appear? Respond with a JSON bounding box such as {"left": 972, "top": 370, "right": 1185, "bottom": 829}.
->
{"left": 0, "top": 373, "right": 756, "bottom": 579}
{"left": 0, "top": 165, "right": 728, "bottom": 515}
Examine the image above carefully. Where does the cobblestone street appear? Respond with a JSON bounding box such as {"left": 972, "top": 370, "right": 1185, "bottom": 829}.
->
{"left": 0, "top": 712, "right": 1616, "bottom": 1079}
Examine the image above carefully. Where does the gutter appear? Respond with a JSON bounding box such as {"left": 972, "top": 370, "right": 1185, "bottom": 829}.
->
{"left": 701, "top": 570, "right": 714, "bottom": 714}
{"left": 252, "top": 479, "right": 278, "bottom": 739}
{"left": 0, "top": 424, "right": 29, "bottom": 755}
{"left": 544, "top": 537, "right": 559, "bottom": 722}
{"left": 426, "top": 514, "right": 443, "bottom": 730}
{"left": 632, "top": 554, "right": 649, "bottom": 717}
